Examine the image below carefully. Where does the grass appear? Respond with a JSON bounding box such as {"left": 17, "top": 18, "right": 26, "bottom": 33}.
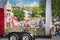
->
{"left": 20, "top": 17, "right": 40, "bottom": 23}
{"left": 31, "top": 17, "right": 40, "bottom": 20}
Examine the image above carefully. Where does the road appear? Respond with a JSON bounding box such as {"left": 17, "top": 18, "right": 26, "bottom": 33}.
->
{"left": 0, "top": 36, "right": 60, "bottom": 40}
{"left": 35, "top": 36, "right": 60, "bottom": 40}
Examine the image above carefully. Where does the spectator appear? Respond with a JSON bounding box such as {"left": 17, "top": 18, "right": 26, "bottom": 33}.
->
{"left": 35, "top": 21, "right": 38, "bottom": 27}
{"left": 51, "top": 22, "right": 55, "bottom": 36}
{"left": 39, "top": 18, "right": 44, "bottom": 27}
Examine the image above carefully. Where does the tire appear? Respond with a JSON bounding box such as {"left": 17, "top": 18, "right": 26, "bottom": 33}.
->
{"left": 9, "top": 33, "right": 19, "bottom": 40}
{"left": 21, "top": 33, "right": 32, "bottom": 40}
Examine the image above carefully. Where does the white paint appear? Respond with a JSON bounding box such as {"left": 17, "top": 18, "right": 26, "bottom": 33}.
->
{"left": 23, "top": 10, "right": 29, "bottom": 20}
{"left": 5, "top": 0, "right": 11, "bottom": 10}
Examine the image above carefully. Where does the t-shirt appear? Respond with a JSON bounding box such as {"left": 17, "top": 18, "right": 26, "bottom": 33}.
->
{"left": 39, "top": 21, "right": 44, "bottom": 27}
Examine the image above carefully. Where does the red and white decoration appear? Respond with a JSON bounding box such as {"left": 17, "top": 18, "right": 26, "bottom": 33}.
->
{"left": 5, "top": 0, "right": 13, "bottom": 27}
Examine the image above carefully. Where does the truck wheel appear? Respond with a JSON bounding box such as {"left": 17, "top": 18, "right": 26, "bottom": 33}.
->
{"left": 21, "top": 34, "right": 32, "bottom": 40}
{"left": 9, "top": 34, "right": 19, "bottom": 40}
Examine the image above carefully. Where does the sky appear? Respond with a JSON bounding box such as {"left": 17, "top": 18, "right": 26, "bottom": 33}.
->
{"left": 10, "top": 0, "right": 40, "bottom": 6}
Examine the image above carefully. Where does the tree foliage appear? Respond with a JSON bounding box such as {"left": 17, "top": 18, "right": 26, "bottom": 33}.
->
{"left": 12, "top": 9, "right": 25, "bottom": 21}
{"left": 40, "top": 0, "right": 60, "bottom": 18}
{"left": 31, "top": 0, "right": 46, "bottom": 17}
{"left": 32, "top": 7, "right": 41, "bottom": 17}
{"left": 52, "top": 0, "right": 60, "bottom": 18}
{"left": 39, "top": 0, "right": 46, "bottom": 17}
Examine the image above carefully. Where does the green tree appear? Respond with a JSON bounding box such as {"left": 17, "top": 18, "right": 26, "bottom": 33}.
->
{"left": 12, "top": 9, "right": 25, "bottom": 21}
{"left": 40, "top": 0, "right": 60, "bottom": 18}
{"left": 40, "top": 0, "right": 46, "bottom": 17}
{"left": 32, "top": 6, "right": 43, "bottom": 17}
{"left": 52, "top": 0, "right": 60, "bottom": 18}
{"left": 32, "top": 7, "right": 40, "bottom": 17}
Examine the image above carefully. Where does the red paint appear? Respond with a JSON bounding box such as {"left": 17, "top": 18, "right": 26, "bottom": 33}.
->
{"left": 0, "top": 8, "right": 4, "bottom": 36}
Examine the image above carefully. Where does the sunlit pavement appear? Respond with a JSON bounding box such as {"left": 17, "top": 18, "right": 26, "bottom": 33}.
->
{"left": 0, "top": 36, "right": 60, "bottom": 40}
{"left": 35, "top": 36, "right": 60, "bottom": 40}
{"left": 0, "top": 38, "right": 8, "bottom": 40}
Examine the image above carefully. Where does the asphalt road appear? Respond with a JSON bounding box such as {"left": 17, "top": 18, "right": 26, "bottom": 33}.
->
{"left": 35, "top": 36, "right": 60, "bottom": 40}
{"left": 0, "top": 36, "right": 60, "bottom": 40}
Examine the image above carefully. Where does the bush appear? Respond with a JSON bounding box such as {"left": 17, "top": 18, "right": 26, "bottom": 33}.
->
{"left": 12, "top": 9, "right": 25, "bottom": 21}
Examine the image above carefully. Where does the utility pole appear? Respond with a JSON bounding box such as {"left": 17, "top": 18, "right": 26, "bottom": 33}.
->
{"left": 45, "top": 0, "right": 52, "bottom": 35}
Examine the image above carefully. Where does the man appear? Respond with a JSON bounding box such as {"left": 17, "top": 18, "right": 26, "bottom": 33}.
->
{"left": 39, "top": 18, "right": 44, "bottom": 27}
